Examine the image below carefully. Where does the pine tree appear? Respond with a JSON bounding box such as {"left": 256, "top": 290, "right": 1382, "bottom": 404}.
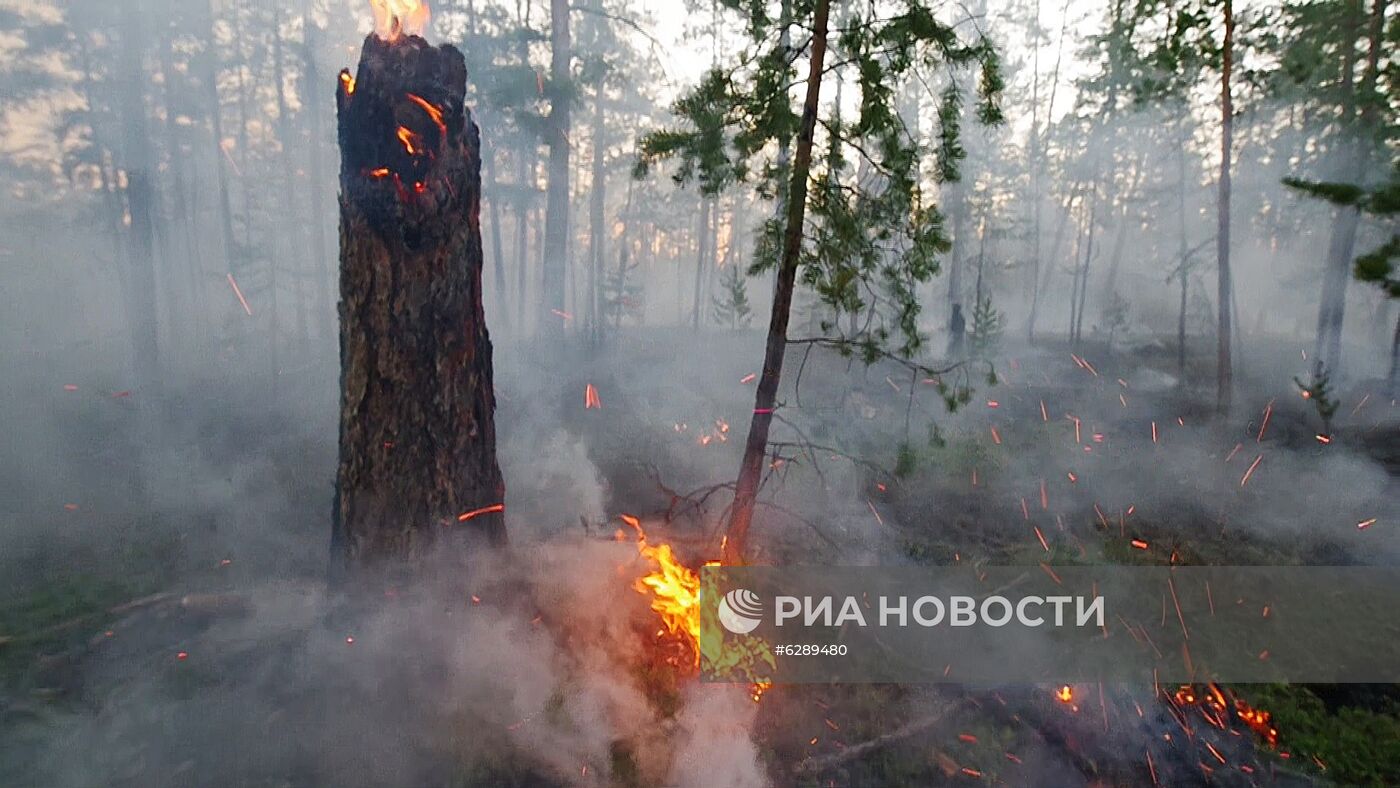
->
{"left": 969, "top": 295, "right": 1004, "bottom": 361}
{"left": 635, "top": 1, "right": 1003, "bottom": 561}
{"left": 713, "top": 264, "right": 753, "bottom": 328}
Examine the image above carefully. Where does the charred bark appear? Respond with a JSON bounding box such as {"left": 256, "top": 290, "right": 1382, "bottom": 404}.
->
{"left": 333, "top": 34, "right": 506, "bottom": 567}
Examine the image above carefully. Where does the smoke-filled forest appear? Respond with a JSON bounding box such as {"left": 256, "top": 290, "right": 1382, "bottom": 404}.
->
{"left": 1, "top": 0, "right": 1398, "bottom": 785}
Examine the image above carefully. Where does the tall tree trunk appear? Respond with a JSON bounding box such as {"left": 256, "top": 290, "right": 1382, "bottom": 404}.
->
{"left": 273, "top": 20, "right": 310, "bottom": 352}
{"left": 119, "top": 3, "right": 161, "bottom": 396}
{"left": 333, "top": 35, "right": 505, "bottom": 567}
{"left": 724, "top": 0, "right": 830, "bottom": 563}
{"left": 484, "top": 153, "right": 511, "bottom": 334}
{"left": 303, "top": 9, "right": 333, "bottom": 344}
{"left": 947, "top": 188, "right": 965, "bottom": 311}
{"left": 125, "top": 173, "right": 163, "bottom": 395}
{"left": 541, "top": 0, "right": 571, "bottom": 338}
{"left": 206, "top": 1, "right": 237, "bottom": 281}
{"left": 1216, "top": 0, "right": 1235, "bottom": 415}
{"left": 1389, "top": 310, "right": 1400, "bottom": 396}
{"left": 1312, "top": 0, "right": 1385, "bottom": 379}
{"left": 1027, "top": 0, "right": 1043, "bottom": 344}
{"left": 1176, "top": 125, "right": 1190, "bottom": 379}
{"left": 587, "top": 88, "right": 606, "bottom": 343}
{"left": 693, "top": 199, "right": 711, "bottom": 328}
{"left": 1027, "top": 0, "right": 1072, "bottom": 344}
{"left": 515, "top": 162, "right": 531, "bottom": 333}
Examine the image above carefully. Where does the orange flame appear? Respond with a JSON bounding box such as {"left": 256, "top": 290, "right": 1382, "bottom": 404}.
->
{"left": 1055, "top": 685, "right": 1074, "bottom": 703}
{"left": 624, "top": 514, "right": 703, "bottom": 665}
{"left": 370, "top": 0, "right": 430, "bottom": 41}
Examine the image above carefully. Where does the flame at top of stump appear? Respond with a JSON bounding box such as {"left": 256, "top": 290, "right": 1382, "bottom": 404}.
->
{"left": 370, "top": 0, "right": 431, "bottom": 41}
{"left": 335, "top": 14, "right": 471, "bottom": 251}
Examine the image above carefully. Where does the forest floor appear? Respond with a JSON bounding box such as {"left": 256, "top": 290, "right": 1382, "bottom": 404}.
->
{"left": 0, "top": 329, "right": 1397, "bottom": 786}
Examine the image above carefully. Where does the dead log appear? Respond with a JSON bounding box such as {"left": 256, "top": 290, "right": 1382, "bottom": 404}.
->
{"left": 333, "top": 31, "right": 505, "bottom": 567}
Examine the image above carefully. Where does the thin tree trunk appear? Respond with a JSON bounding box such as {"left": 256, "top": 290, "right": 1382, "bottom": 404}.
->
{"left": 724, "top": 0, "right": 830, "bottom": 563}
{"left": 1027, "top": 0, "right": 1073, "bottom": 343}
{"left": 119, "top": 4, "right": 161, "bottom": 397}
{"left": 273, "top": 20, "right": 310, "bottom": 352}
{"left": 484, "top": 150, "right": 511, "bottom": 334}
{"left": 1389, "top": 310, "right": 1399, "bottom": 396}
{"left": 587, "top": 87, "right": 606, "bottom": 343}
{"left": 303, "top": 8, "right": 333, "bottom": 345}
{"left": 515, "top": 164, "right": 530, "bottom": 334}
{"left": 1216, "top": 0, "right": 1234, "bottom": 414}
{"left": 541, "top": 0, "right": 571, "bottom": 338}
{"left": 1177, "top": 125, "right": 1190, "bottom": 378}
{"left": 206, "top": 1, "right": 236, "bottom": 279}
{"left": 693, "top": 198, "right": 711, "bottom": 328}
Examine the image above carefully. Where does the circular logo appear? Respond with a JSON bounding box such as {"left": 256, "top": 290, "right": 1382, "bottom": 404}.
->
{"left": 717, "top": 588, "right": 763, "bottom": 634}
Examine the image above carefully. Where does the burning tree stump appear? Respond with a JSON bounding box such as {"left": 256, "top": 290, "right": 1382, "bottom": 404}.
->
{"left": 332, "top": 28, "right": 505, "bottom": 567}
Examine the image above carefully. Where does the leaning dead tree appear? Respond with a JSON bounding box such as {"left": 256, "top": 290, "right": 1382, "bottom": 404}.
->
{"left": 332, "top": 19, "right": 506, "bottom": 568}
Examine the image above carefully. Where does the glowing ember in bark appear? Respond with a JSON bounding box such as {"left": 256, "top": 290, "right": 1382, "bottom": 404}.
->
{"left": 405, "top": 93, "right": 447, "bottom": 136}
{"left": 369, "top": 0, "right": 431, "bottom": 41}
{"left": 1055, "top": 685, "right": 1074, "bottom": 703}
{"left": 339, "top": 70, "right": 356, "bottom": 95}
{"left": 396, "top": 125, "right": 423, "bottom": 156}
{"left": 457, "top": 503, "right": 504, "bottom": 522}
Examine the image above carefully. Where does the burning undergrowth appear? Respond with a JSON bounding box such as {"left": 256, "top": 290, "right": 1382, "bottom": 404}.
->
{"left": 2, "top": 521, "right": 765, "bottom": 787}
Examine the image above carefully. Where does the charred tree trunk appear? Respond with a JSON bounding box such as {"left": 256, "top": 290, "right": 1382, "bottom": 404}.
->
{"left": 332, "top": 34, "right": 506, "bottom": 567}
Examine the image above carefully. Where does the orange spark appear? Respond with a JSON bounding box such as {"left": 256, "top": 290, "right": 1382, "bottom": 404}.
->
{"left": 584, "top": 383, "right": 602, "bottom": 409}
{"left": 1357, "top": 518, "right": 1377, "bottom": 530}
{"left": 1240, "top": 454, "right": 1263, "bottom": 487}
{"left": 226, "top": 273, "right": 253, "bottom": 315}
{"left": 740, "top": 372, "right": 756, "bottom": 384}
{"left": 1131, "top": 539, "right": 1148, "bottom": 550}
{"left": 457, "top": 503, "right": 504, "bottom": 521}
